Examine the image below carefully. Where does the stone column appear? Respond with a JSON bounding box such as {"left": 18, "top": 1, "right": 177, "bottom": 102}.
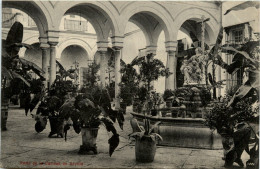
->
{"left": 47, "top": 30, "right": 59, "bottom": 86}
{"left": 165, "top": 50, "right": 177, "bottom": 90}
{"left": 99, "top": 51, "right": 107, "bottom": 87}
{"left": 111, "top": 36, "right": 124, "bottom": 110}
{"left": 39, "top": 37, "right": 49, "bottom": 88}
{"left": 40, "top": 45, "right": 49, "bottom": 88}
{"left": 165, "top": 41, "right": 178, "bottom": 90}
{"left": 48, "top": 42, "right": 58, "bottom": 86}
{"left": 114, "top": 47, "right": 122, "bottom": 110}
{"left": 97, "top": 41, "right": 108, "bottom": 87}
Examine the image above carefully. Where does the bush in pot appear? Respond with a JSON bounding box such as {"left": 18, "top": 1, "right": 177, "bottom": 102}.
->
{"left": 60, "top": 85, "right": 124, "bottom": 156}
{"left": 129, "top": 119, "right": 162, "bottom": 162}
{"left": 59, "top": 62, "right": 124, "bottom": 156}
{"left": 1, "top": 21, "right": 45, "bottom": 131}
{"left": 34, "top": 67, "right": 77, "bottom": 137}
{"left": 206, "top": 35, "right": 259, "bottom": 168}
{"left": 120, "top": 59, "right": 140, "bottom": 112}
{"left": 129, "top": 53, "right": 171, "bottom": 162}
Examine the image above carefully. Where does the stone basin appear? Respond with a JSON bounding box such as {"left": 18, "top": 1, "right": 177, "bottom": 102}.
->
{"left": 130, "top": 112, "right": 222, "bottom": 150}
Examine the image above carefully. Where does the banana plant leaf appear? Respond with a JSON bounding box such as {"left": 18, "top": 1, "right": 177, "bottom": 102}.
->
{"left": 19, "top": 58, "right": 45, "bottom": 79}
{"left": 10, "top": 71, "right": 31, "bottom": 87}
{"left": 56, "top": 60, "right": 75, "bottom": 79}
{"left": 108, "top": 134, "right": 119, "bottom": 157}
{"left": 101, "top": 117, "right": 117, "bottom": 135}
{"left": 208, "top": 27, "right": 223, "bottom": 60}
{"left": 59, "top": 98, "right": 77, "bottom": 120}
{"left": 5, "top": 22, "right": 23, "bottom": 56}
{"left": 221, "top": 46, "right": 259, "bottom": 67}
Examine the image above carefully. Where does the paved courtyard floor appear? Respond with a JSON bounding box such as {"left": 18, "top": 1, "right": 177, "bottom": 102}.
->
{"left": 0, "top": 105, "right": 251, "bottom": 168}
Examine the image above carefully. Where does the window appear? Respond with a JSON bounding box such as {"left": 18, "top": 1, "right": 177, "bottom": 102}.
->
{"left": 64, "top": 19, "right": 88, "bottom": 32}
{"left": 233, "top": 29, "right": 243, "bottom": 43}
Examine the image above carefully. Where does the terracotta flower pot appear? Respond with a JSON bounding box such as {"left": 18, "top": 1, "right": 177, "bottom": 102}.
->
{"left": 79, "top": 127, "right": 99, "bottom": 154}
{"left": 135, "top": 136, "right": 156, "bottom": 162}
{"left": 48, "top": 116, "right": 64, "bottom": 138}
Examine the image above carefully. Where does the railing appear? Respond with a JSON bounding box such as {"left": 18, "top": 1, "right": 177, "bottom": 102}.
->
{"left": 64, "top": 19, "right": 88, "bottom": 32}
{"left": 2, "top": 12, "right": 37, "bottom": 28}
{"left": 2, "top": 12, "right": 15, "bottom": 27}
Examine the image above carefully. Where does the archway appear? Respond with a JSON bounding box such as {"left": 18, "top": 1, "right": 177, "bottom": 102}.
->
{"left": 2, "top": 1, "right": 48, "bottom": 37}
{"left": 60, "top": 45, "right": 89, "bottom": 70}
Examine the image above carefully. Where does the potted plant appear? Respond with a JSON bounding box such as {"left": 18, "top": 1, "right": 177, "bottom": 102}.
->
{"left": 59, "top": 62, "right": 124, "bottom": 156}
{"left": 163, "top": 89, "right": 174, "bottom": 108}
{"left": 150, "top": 91, "right": 163, "bottom": 116}
{"left": 120, "top": 59, "right": 139, "bottom": 112}
{"left": 129, "top": 53, "right": 171, "bottom": 162}
{"left": 206, "top": 35, "right": 260, "bottom": 168}
{"left": 1, "top": 21, "right": 45, "bottom": 131}
{"left": 129, "top": 119, "right": 162, "bottom": 162}
{"left": 34, "top": 62, "right": 77, "bottom": 137}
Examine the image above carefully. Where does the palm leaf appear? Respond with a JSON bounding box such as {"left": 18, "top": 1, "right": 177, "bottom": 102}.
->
{"left": 10, "top": 71, "right": 30, "bottom": 87}
{"left": 149, "top": 121, "right": 161, "bottom": 134}
{"left": 221, "top": 46, "right": 259, "bottom": 66}
{"left": 5, "top": 22, "right": 23, "bottom": 56}
{"left": 19, "top": 58, "right": 45, "bottom": 79}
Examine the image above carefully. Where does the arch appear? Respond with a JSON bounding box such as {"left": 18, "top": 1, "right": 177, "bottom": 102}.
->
{"left": 173, "top": 7, "right": 219, "bottom": 44}
{"left": 57, "top": 38, "right": 94, "bottom": 59}
{"left": 53, "top": 1, "right": 119, "bottom": 38}
{"left": 2, "top": 1, "right": 49, "bottom": 37}
{"left": 119, "top": 1, "right": 175, "bottom": 42}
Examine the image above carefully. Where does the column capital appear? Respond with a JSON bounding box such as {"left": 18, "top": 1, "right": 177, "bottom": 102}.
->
{"left": 47, "top": 30, "right": 59, "bottom": 46}
{"left": 111, "top": 36, "right": 124, "bottom": 49}
{"left": 165, "top": 41, "right": 178, "bottom": 52}
{"left": 40, "top": 43, "right": 49, "bottom": 49}
{"left": 39, "top": 37, "right": 49, "bottom": 49}
{"left": 146, "top": 45, "right": 157, "bottom": 55}
{"left": 48, "top": 41, "right": 58, "bottom": 47}
{"left": 167, "top": 50, "right": 176, "bottom": 55}
{"left": 97, "top": 41, "right": 108, "bottom": 52}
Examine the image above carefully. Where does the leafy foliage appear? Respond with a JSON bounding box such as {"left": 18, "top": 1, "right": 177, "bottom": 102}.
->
{"left": 204, "top": 97, "right": 258, "bottom": 135}
{"left": 129, "top": 119, "right": 163, "bottom": 142}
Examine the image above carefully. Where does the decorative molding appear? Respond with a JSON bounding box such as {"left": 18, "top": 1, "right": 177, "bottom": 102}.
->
{"left": 97, "top": 41, "right": 109, "bottom": 52}
{"left": 47, "top": 30, "right": 59, "bottom": 45}
{"left": 165, "top": 41, "right": 178, "bottom": 52}
{"left": 111, "top": 36, "right": 124, "bottom": 49}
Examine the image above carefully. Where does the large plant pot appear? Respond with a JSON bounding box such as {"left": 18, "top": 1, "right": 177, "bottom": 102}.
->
{"left": 1, "top": 98, "right": 9, "bottom": 131}
{"left": 79, "top": 127, "right": 99, "bottom": 154}
{"left": 48, "top": 116, "right": 64, "bottom": 138}
{"left": 135, "top": 136, "right": 156, "bottom": 162}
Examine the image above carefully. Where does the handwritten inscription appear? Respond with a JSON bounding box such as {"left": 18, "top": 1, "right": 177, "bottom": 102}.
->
{"left": 20, "top": 161, "right": 83, "bottom": 166}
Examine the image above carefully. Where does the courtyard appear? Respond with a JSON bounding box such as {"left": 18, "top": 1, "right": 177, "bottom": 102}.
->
{"left": 1, "top": 105, "right": 252, "bottom": 168}
{"left": 1, "top": 1, "right": 259, "bottom": 169}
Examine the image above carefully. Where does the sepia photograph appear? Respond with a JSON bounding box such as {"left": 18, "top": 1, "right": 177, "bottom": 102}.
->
{"left": 1, "top": 0, "right": 259, "bottom": 168}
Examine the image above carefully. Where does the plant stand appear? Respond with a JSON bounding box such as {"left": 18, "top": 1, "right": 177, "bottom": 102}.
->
{"left": 79, "top": 127, "right": 99, "bottom": 155}
{"left": 135, "top": 136, "right": 156, "bottom": 162}
{"left": 1, "top": 98, "right": 9, "bottom": 131}
{"left": 48, "top": 116, "right": 64, "bottom": 138}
